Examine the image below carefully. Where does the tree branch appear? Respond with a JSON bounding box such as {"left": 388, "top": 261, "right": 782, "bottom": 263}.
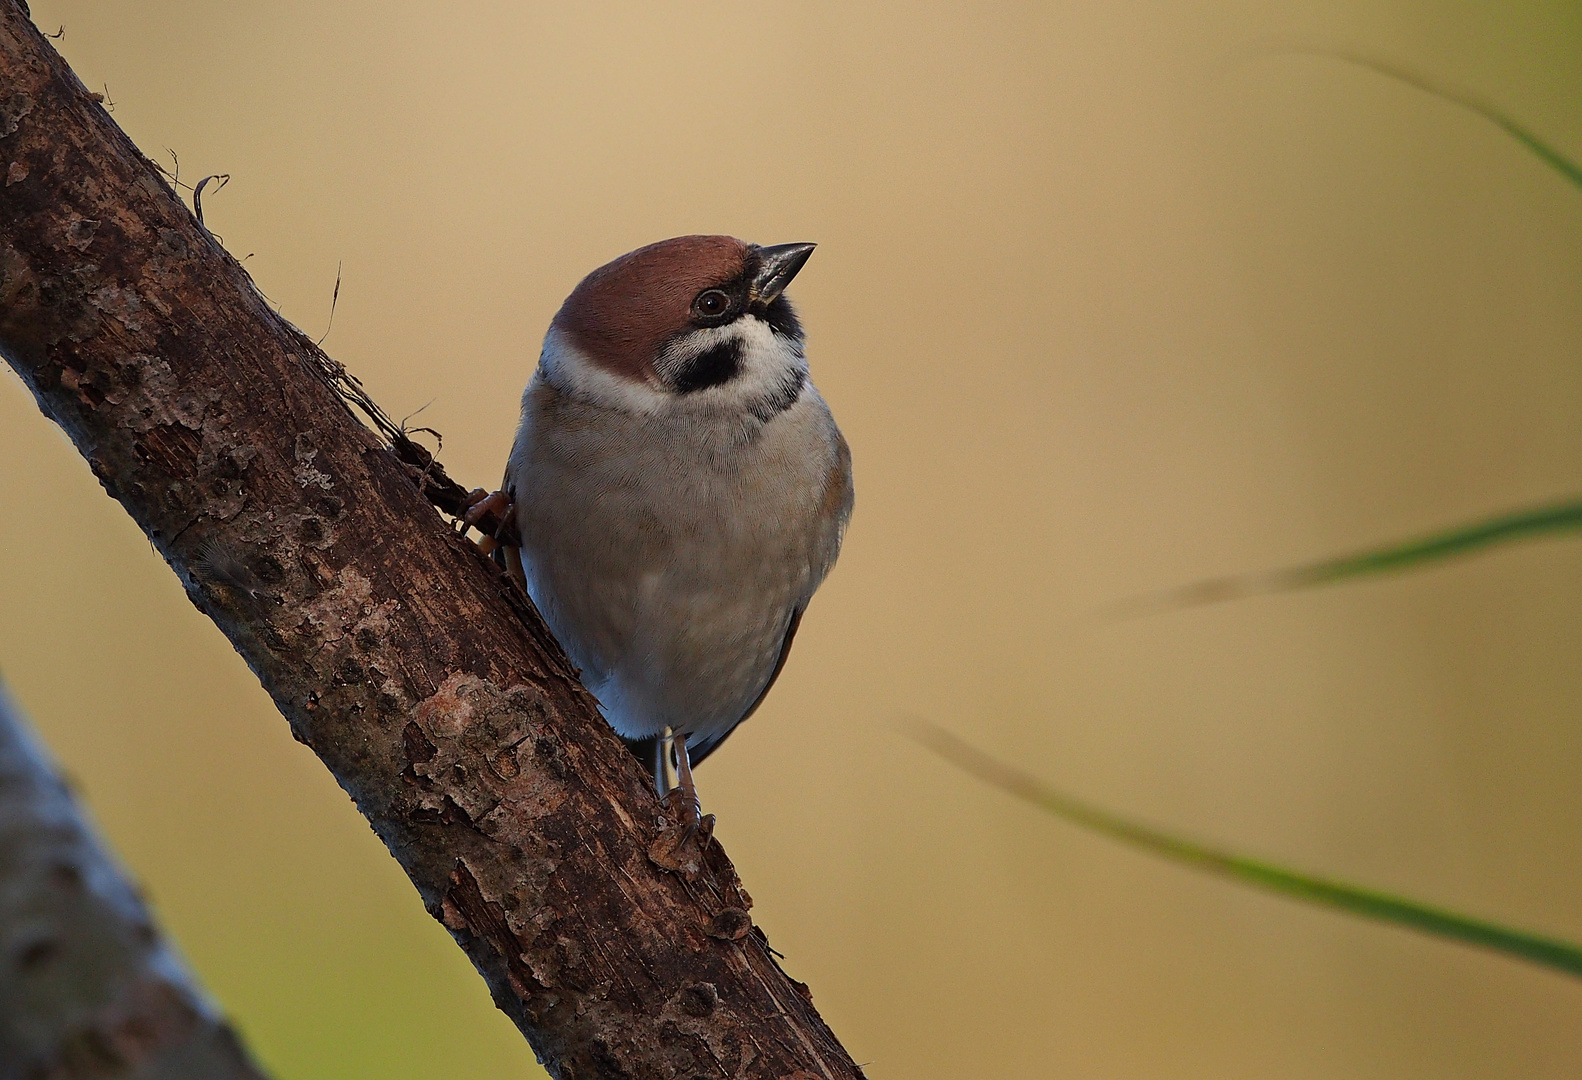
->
{"left": 0, "top": 6, "right": 859, "bottom": 1077}
{"left": 0, "top": 677, "right": 271, "bottom": 1078}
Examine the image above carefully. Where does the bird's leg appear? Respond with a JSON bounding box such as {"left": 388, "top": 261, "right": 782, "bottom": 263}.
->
{"left": 656, "top": 728, "right": 680, "bottom": 800}
{"left": 648, "top": 730, "right": 714, "bottom": 878}
{"left": 669, "top": 732, "right": 714, "bottom": 844}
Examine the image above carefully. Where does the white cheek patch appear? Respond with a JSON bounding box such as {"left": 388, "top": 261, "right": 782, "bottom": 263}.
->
{"left": 535, "top": 318, "right": 808, "bottom": 420}
{"left": 661, "top": 317, "right": 809, "bottom": 415}
{"left": 536, "top": 326, "right": 671, "bottom": 416}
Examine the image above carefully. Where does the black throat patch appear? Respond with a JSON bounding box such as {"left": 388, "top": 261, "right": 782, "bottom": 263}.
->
{"left": 672, "top": 338, "right": 742, "bottom": 393}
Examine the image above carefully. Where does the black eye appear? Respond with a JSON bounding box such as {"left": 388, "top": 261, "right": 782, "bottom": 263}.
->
{"left": 693, "top": 289, "right": 732, "bottom": 320}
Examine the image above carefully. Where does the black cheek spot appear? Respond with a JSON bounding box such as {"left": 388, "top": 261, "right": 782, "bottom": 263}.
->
{"left": 672, "top": 339, "right": 742, "bottom": 393}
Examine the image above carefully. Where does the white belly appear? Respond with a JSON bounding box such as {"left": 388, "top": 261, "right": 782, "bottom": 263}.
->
{"left": 509, "top": 377, "right": 848, "bottom": 749}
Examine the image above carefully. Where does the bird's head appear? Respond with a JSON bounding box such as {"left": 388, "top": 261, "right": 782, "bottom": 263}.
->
{"left": 539, "top": 235, "right": 816, "bottom": 420}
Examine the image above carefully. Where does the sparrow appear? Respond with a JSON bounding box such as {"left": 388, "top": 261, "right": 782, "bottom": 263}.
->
{"left": 466, "top": 236, "right": 851, "bottom": 847}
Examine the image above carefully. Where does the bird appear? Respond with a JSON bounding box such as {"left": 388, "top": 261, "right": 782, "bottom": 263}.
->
{"left": 464, "top": 235, "right": 851, "bottom": 849}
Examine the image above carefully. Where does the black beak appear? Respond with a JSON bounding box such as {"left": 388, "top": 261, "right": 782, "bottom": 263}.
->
{"left": 750, "top": 242, "right": 816, "bottom": 304}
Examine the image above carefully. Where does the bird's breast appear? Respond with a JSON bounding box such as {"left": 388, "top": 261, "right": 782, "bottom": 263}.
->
{"left": 506, "top": 380, "right": 849, "bottom": 741}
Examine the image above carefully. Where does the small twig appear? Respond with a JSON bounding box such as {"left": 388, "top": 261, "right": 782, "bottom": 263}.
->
{"left": 315, "top": 261, "right": 342, "bottom": 346}
{"left": 192, "top": 172, "right": 229, "bottom": 229}
{"left": 157, "top": 147, "right": 185, "bottom": 190}
{"left": 289, "top": 335, "right": 506, "bottom": 533}
{"left": 46, "top": 24, "right": 62, "bottom": 39}
{"left": 395, "top": 404, "right": 443, "bottom": 490}
{"left": 398, "top": 398, "right": 437, "bottom": 434}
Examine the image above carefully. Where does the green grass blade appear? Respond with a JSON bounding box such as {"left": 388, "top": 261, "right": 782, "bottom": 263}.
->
{"left": 1290, "top": 49, "right": 1582, "bottom": 192}
{"left": 911, "top": 721, "right": 1582, "bottom": 980}
{"left": 1103, "top": 497, "right": 1582, "bottom": 617}
{"left": 1281, "top": 499, "right": 1582, "bottom": 583}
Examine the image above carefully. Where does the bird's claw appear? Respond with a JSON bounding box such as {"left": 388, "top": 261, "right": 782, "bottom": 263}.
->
{"left": 648, "top": 763, "right": 715, "bottom": 880}
{"left": 459, "top": 487, "right": 519, "bottom": 548}
{"left": 648, "top": 810, "right": 715, "bottom": 881}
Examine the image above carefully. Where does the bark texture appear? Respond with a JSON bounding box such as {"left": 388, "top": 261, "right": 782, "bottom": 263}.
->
{"left": 0, "top": 679, "right": 272, "bottom": 1080}
{"left": 0, "top": 6, "right": 860, "bottom": 1078}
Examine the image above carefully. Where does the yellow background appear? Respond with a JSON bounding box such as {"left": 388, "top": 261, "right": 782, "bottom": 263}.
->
{"left": 3, "top": 1, "right": 1580, "bottom": 1076}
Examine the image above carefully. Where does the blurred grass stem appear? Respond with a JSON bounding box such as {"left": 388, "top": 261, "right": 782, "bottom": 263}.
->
{"left": 1103, "top": 497, "right": 1582, "bottom": 618}
{"left": 1299, "top": 49, "right": 1582, "bottom": 192}
{"left": 911, "top": 721, "right": 1582, "bottom": 981}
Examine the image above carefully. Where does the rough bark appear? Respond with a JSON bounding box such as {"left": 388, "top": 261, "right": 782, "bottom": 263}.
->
{"left": 0, "top": 678, "right": 272, "bottom": 1080}
{"left": 0, "top": 6, "right": 860, "bottom": 1078}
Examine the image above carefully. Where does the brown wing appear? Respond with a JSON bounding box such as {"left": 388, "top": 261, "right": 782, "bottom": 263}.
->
{"left": 685, "top": 606, "right": 805, "bottom": 768}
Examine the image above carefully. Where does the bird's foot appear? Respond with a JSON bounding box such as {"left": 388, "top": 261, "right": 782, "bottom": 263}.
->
{"left": 458, "top": 487, "right": 520, "bottom": 550}
{"left": 648, "top": 800, "right": 716, "bottom": 881}
{"left": 647, "top": 732, "right": 715, "bottom": 880}
{"left": 458, "top": 488, "right": 527, "bottom": 592}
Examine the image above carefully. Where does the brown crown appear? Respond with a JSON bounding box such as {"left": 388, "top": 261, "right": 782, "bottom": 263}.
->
{"left": 552, "top": 235, "right": 751, "bottom": 382}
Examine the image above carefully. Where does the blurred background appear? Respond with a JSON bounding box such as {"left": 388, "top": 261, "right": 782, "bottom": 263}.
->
{"left": 3, "top": 0, "right": 1580, "bottom": 1076}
